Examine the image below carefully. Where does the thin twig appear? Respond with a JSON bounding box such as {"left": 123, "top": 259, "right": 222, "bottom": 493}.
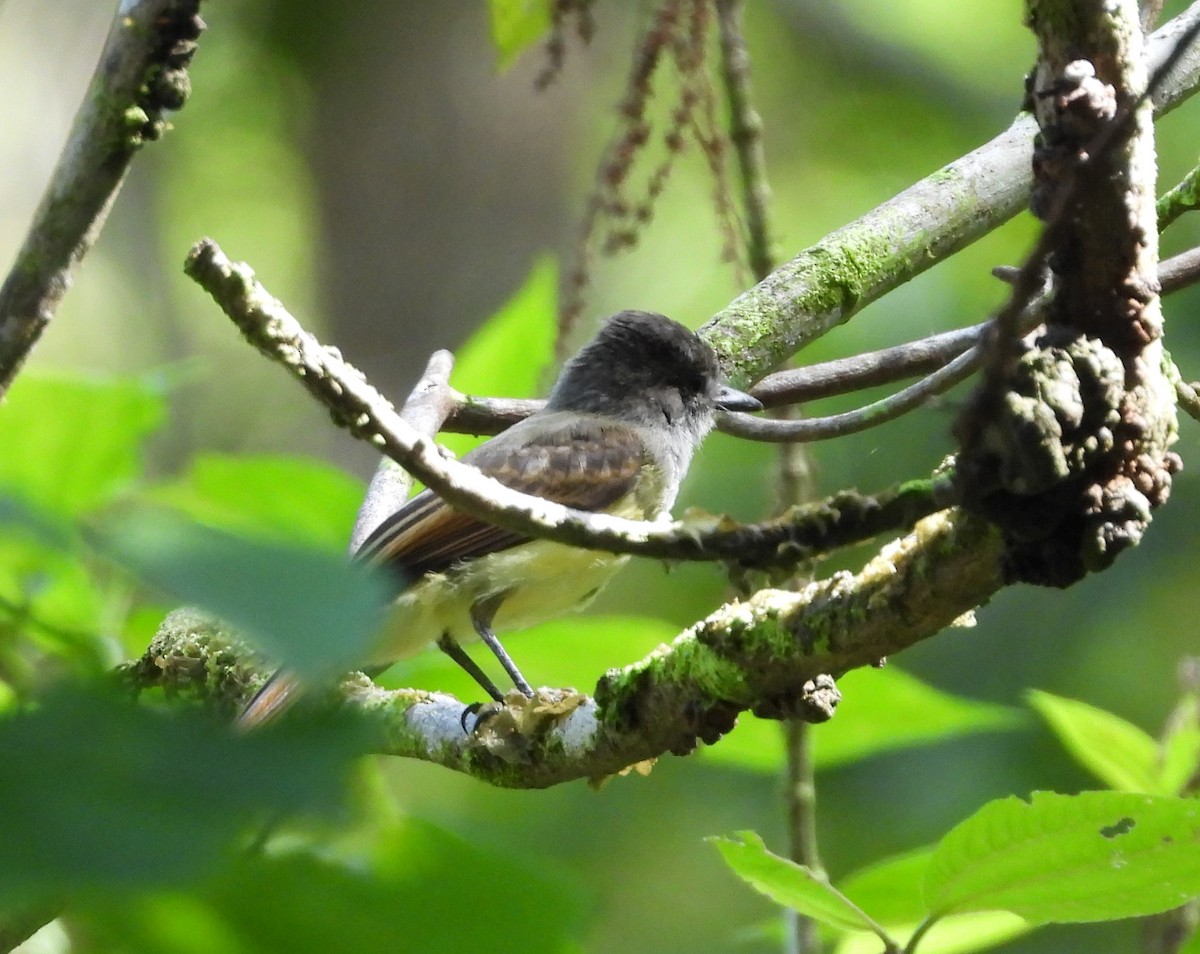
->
{"left": 184, "top": 239, "right": 947, "bottom": 568}
{"left": 0, "top": 0, "right": 204, "bottom": 396}
{"left": 1175, "top": 377, "right": 1200, "bottom": 422}
{"left": 1160, "top": 245, "right": 1200, "bottom": 294}
{"left": 348, "top": 350, "right": 457, "bottom": 553}
{"left": 716, "top": 0, "right": 774, "bottom": 280}
{"left": 749, "top": 323, "right": 991, "bottom": 407}
{"left": 438, "top": 325, "right": 993, "bottom": 436}
{"left": 715, "top": 9, "right": 825, "bottom": 950}
{"left": 722, "top": 346, "right": 984, "bottom": 443}
{"left": 440, "top": 240, "right": 1195, "bottom": 438}
{"left": 1157, "top": 165, "right": 1200, "bottom": 229}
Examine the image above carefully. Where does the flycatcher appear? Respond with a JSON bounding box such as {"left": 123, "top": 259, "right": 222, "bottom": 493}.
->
{"left": 239, "top": 310, "right": 760, "bottom": 727}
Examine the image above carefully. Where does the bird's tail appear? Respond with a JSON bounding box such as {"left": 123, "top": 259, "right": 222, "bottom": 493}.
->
{"left": 237, "top": 670, "right": 303, "bottom": 730}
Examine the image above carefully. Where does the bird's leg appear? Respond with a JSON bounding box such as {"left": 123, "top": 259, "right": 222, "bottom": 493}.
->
{"left": 436, "top": 633, "right": 505, "bottom": 702}
{"left": 471, "top": 596, "right": 535, "bottom": 697}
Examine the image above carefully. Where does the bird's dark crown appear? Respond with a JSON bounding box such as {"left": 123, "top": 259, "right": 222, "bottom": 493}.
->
{"left": 546, "top": 310, "right": 721, "bottom": 420}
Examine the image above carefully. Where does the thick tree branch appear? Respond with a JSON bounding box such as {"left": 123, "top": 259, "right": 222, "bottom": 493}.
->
{"left": 0, "top": 0, "right": 204, "bottom": 396}
{"left": 700, "top": 3, "right": 1200, "bottom": 386}
{"left": 131, "top": 510, "right": 1004, "bottom": 787}
{"left": 954, "top": 0, "right": 1181, "bottom": 586}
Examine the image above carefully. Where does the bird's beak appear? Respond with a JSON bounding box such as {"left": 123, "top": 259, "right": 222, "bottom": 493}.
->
{"left": 714, "top": 383, "right": 763, "bottom": 413}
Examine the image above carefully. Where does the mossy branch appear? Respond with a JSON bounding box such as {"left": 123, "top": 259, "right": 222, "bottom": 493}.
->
{"left": 129, "top": 510, "right": 1003, "bottom": 788}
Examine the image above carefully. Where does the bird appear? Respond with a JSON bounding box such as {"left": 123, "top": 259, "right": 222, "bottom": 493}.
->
{"left": 238, "top": 310, "right": 761, "bottom": 727}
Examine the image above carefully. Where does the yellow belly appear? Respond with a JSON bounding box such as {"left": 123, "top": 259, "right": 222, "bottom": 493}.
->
{"left": 367, "top": 539, "right": 630, "bottom": 667}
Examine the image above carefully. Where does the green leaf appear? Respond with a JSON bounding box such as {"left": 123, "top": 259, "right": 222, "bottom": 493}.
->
{"left": 839, "top": 847, "right": 935, "bottom": 927}
{"left": 837, "top": 850, "right": 1030, "bottom": 953}
{"left": 0, "top": 374, "right": 164, "bottom": 517}
{"left": 148, "top": 453, "right": 364, "bottom": 550}
{"left": 487, "top": 0, "right": 552, "bottom": 70}
{"left": 0, "top": 495, "right": 109, "bottom": 670}
{"left": 925, "top": 790, "right": 1200, "bottom": 924}
{"left": 0, "top": 688, "right": 370, "bottom": 907}
{"left": 711, "top": 832, "right": 886, "bottom": 938}
{"left": 0, "top": 494, "right": 74, "bottom": 551}
{"left": 1027, "top": 689, "right": 1160, "bottom": 793}
{"left": 833, "top": 913, "right": 1027, "bottom": 954}
{"left": 1158, "top": 691, "right": 1200, "bottom": 796}
{"left": 78, "top": 817, "right": 584, "bottom": 954}
{"left": 89, "top": 511, "right": 391, "bottom": 679}
{"left": 702, "top": 667, "right": 1022, "bottom": 773}
{"left": 441, "top": 256, "right": 557, "bottom": 457}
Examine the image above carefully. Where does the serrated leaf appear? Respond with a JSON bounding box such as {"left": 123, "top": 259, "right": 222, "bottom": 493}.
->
{"left": 926, "top": 791, "right": 1200, "bottom": 924}
{"left": 702, "top": 667, "right": 1022, "bottom": 773}
{"left": 835, "top": 851, "right": 1031, "bottom": 954}
{"left": 711, "top": 832, "right": 884, "bottom": 937}
{"left": 88, "top": 511, "right": 391, "bottom": 679}
{"left": 487, "top": 0, "right": 552, "bottom": 69}
{"left": 0, "top": 374, "right": 164, "bottom": 517}
{"left": 0, "top": 688, "right": 370, "bottom": 907}
{"left": 1028, "top": 690, "right": 1159, "bottom": 793}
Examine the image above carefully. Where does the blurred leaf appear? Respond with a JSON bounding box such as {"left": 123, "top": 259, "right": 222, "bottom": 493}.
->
{"left": 382, "top": 613, "right": 677, "bottom": 697}
{"left": 711, "top": 832, "right": 886, "bottom": 938}
{"left": 78, "top": 817, "right": 584, "bottom": 954}
{"left": 149, "top": 453, "right": 364, "bottom": 551}
{"left": 1027, "top": 689, "right": 1160, "bottom": 793}
{"left": 702, "top": 667, "right": 1023, "bottom": 773}
{"left": 0, "top": 374, "right": 164, "bottom": 517}
{"left": 442, "top": 256, "right": 557, "bottom": 458}
{"left": 925, "top": 791, "right": 1200, "bottom": 924}
{"left": 0, "top": 554, "right": 108, "bottom": 660}
{"left": 487, "top": 0, "right": 552, "bottom": 70}
{"left": 1158, "top": 691, "right": 1200, "bottom": 796}
{"left": 454, "top": 255, "right": 556, "bottom": 397}
{"left": 0, "top": 495, "right": 109, "bottom": 672}
{"left": 89, "top": 511, "right": 391, "bottom": 679}
{"left": 0, "top": 688, "right": 370, "bottom": 907}
{"left": 833, "top": 912, "right": 1027, "bottom": 954}
{"left": 0, "top": 494, "right": 74, "bottom": 552}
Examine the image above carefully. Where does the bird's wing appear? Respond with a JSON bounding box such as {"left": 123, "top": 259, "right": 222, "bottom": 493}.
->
{"left": 353, "top": 416, "right": 647, "bottom": 581}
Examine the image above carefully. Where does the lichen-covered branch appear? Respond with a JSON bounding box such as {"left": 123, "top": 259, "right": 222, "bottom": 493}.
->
{"left": 0, "top": 0, "right": 204, "bottom": 395}
{"left": 955, "top": 0, "right": 1181, "bottom": 586}
{"left": 184, "top": 239, "right": 946, "bottom": 569}
{"left": 129, "top": 510, "right": 1004, "bottom": 788}
{"left": 702, "top": 4, "right": 1200, "bottom": 387}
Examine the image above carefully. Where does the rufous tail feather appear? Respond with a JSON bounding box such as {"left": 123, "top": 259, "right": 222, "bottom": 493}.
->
{"left": 237, "top": 670, "right": 302, "bottom": 729}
